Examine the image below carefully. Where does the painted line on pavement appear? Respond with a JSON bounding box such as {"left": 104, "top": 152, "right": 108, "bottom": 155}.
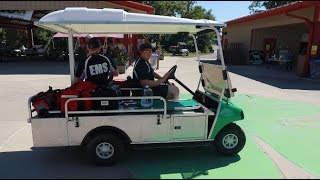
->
{"left": 253, "top": 136, "right": 317, "bottom": 179}
{"left": 0, "top": 124, "right": 29, "bottom": 152}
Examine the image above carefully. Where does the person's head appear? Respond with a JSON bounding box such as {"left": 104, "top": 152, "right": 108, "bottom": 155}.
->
{"left": 139, "top": 43, "right": 153, "bottom": 60}
{"left": 87, "top": 37, "right": 101, "bottom": 54}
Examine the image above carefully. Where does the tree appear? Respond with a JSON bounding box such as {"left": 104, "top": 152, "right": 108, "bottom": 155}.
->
{"left": 137, "top": 1, "right": 216, "bottom": 53}
{"left": 32, "top": 27, "right": 54, "bottom": 46}
{"left": 249, "top": 1, "right": 298, "bottom": 14}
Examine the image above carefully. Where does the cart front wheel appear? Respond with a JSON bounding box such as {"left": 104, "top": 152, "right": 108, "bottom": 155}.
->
{"left": 214, "top": 123, "right": 246, "bottom": 155}
{"left": 87, "top": 134, "right": 125, "bottom": 166}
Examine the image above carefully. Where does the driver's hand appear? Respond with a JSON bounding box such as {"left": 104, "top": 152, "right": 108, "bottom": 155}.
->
{"left": 161, "top": 73, "right": 170, "bottom": 82}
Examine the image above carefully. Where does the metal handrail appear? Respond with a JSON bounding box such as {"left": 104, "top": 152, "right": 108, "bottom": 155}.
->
{"left": 27, "top": 95, "right": 36, "bottom": 123}
{"left": 64, "top": 96, "right": 167, "bottom": 119}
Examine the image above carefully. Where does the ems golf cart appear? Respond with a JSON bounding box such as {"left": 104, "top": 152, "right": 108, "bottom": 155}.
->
{"left": 28, "top": 7, "right": 246, "bottom": 166}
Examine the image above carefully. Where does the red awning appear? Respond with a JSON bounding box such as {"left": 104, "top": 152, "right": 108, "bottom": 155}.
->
{"left": 226, "top": 1, "right": 320, "bottom": 26}
{"left": 52, "top": 33, "right": 124, "bottom": 38}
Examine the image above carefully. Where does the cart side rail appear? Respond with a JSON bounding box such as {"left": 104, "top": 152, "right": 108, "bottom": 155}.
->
{"left": 64, "top": 96, "right": 167, "bottom": 119}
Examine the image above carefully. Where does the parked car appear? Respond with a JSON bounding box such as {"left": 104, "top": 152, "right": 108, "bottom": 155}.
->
{"left": 170, "top": 42, "right": 190, "bottom": 56}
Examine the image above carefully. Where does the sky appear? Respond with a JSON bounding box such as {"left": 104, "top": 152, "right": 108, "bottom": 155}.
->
{"left": 195, "top": 1, "right": 253, "bottom": 23}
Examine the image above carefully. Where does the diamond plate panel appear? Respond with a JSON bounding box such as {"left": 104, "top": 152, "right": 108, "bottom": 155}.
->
{"left": 67, "top": 114, "right": 164, "bottom": 146}
{"left": 31, "top": 118, "right": 68, "bottom": 147}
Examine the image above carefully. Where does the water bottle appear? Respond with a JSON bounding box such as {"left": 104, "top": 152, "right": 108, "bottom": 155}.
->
{"left": 141, "top": 85, "right": 153, "bottom": 108}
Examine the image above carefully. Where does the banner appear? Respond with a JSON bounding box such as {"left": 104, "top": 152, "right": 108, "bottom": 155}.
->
{"left": 0, "top": 10, "right": 34, "bottom": 21}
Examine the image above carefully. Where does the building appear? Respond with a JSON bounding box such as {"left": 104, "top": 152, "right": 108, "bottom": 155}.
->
{"left": 222, "top": 1, "right": 320, "bottom": 77}
{"left": 0, "top": 1, "right": 155, "bottom": 63}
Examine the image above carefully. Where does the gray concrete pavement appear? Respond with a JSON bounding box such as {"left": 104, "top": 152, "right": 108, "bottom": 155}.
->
{"left": 0, "top": 54, "right": 319, "bottom": 178}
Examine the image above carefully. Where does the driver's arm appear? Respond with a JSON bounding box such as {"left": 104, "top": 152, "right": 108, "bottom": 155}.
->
{"left": 153, "top": 71, "right": 163, "bottom": 79}
{"left": 140, "top": 74, "right": 169, "bottom": 87}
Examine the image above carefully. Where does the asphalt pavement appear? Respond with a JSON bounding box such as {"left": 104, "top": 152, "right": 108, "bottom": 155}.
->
{"left": 0, "top": 54, "right": 319, "bottom": 179}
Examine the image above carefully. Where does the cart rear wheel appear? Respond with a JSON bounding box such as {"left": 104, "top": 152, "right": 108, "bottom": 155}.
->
{"left": 214, "top": 123, "right": 246, "bottom": 155}
{"left": 86, "top": 133, "right": 125, "bottom": 166}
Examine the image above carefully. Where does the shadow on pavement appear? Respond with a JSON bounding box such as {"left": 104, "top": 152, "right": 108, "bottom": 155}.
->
{"left": 124, "top": 146, "right": 240, "bottom": 179}
{"left": 0, "top": 59, "right": 70, "bottom": 75}
{"left": 0, "top": 146, "right": 240, "bottom": 179}
{"left": 0, "top": 147, "right": 134, "bottom": 179}
{"left": 199, "top": 59, "right": 320, "bottom": 91}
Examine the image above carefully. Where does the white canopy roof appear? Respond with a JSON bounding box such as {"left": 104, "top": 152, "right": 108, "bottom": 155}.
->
{"left": 52, "top": 32, "right": 124, "bottom": 38}
{"left": 34, "top": 7, "right": 226, "bottom": 34}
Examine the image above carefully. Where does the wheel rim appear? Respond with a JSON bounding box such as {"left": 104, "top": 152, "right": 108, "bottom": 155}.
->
{"left": 96, "top": 142, "right": 114, "bottom": 159}
{"left": 222, "top": 133, "right": 238, "bottom": 149}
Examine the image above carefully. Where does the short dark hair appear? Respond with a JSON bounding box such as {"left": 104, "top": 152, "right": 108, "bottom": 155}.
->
{"left": 139, "top": 43, "right": 152, "bottom": 52}
{"left": 87, "top": 37, "right": 101, "bottom": 49}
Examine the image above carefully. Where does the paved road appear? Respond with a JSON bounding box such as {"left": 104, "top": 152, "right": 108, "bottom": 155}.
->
{"left": 0, "top": 55, "right": 319, "bottom": 178}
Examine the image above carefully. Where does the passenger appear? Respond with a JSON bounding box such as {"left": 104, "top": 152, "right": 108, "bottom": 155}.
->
{"left": 104, "top": 44, "right": 119, "bottom": 77}
{"left": 75, "top": 41, "right": 87, "bottom": 71}
{"left": 133, "top": 43, "right": 179, "bottom": 100}
{"left": 75, "top": 37, "right": 117, "bottom": 85}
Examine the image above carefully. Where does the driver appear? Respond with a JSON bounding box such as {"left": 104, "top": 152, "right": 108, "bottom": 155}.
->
{"left": 133, "top": 43, "right": 179, "bottom": 100}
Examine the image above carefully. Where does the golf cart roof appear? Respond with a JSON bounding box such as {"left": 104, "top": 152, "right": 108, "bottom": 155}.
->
{"left": 34, "top": 7, "right": 225, "bottom": 34}
{"left": 52, "top": 32, "right": 124, "bottom": 38}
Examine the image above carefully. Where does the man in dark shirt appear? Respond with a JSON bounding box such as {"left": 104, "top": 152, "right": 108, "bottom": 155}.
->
{"left": 75, "top": 37, "right": 117, "bottom": 85}
{"left": 133, "top": 43, "right": 179, "bottom": 100}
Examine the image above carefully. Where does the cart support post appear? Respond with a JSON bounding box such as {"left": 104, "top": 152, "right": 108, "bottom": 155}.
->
{"left": 212, "top": 27, "right": 226, "bottom": 70}
{"left": 68, "top": 30, "right": 76, "bottom": 85}
{"left": 191, "top": 34, "right": 201, "bottom": 66}
{"left": 191, "top": 34, "right": 203, "bottom": 91}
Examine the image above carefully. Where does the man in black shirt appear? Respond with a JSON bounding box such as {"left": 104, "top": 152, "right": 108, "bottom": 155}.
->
{"left": 75, "top": 38, "right": 117, "bottom": 85}
{"left": 133, "top": 43, "right": 179, "bottom": 100}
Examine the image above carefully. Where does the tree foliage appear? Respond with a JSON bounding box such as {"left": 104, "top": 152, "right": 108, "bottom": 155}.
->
{"left": 2, "top": 3, "right": 217, "bottom": 53}
{"left": 32, "top": 27, "right": 54, "bottom": 46}
{"left": 0, "top": 10, "right": 54, "bottom": 49}
{"left": 0, "top": 28, "right": 27, "bottom": 49}
{"left": 137, "top": 1, "right": 216, "bottom": 53}
{"left": 249, "top": 1, "right": 298, "bottom": 14}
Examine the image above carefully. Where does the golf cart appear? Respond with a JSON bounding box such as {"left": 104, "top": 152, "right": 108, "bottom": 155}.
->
{"left": 28, "top": 7, "right": 245, "bottom": 166}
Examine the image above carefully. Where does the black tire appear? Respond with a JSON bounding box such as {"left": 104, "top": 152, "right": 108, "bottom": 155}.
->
{"left": 86, "top": 133, "right": 125, "bottom": 166}
{"left": 214, "top": 123, "right": 246, "bottom": 155}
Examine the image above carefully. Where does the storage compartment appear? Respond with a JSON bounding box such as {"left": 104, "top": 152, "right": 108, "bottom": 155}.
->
{"left": 31, "top": 118, "right": 68, "bottom": 147}
{"left": 173, "top": 115, "right": 206, "bottom": 140}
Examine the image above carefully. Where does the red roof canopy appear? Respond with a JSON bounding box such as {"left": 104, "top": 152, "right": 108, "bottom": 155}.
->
{"left": 226, "top": 1, "right": 320, "bottom": 26}
{"left": 108, "top": 1, "right": 155, "bottom": 14}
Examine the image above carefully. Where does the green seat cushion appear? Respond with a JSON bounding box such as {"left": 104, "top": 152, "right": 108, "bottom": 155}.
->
{"left": 152, "top": 99, "right": 201, "bottom": 111}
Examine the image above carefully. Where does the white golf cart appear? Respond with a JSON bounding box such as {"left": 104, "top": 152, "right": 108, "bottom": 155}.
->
{"left": 28, "top": 7, "right": 245, "bottom": 166}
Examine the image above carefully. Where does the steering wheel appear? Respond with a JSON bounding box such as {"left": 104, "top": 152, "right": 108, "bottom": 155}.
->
{"left": 165, "top": 65, "right": 177, "bottom": 82}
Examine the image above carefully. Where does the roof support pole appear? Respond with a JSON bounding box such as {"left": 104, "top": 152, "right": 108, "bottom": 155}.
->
{"left": 285, "top": 9, "right": 315, "bottom": 77}
{"left": 212, "top": 27, "right": 226, "bottom": 70}
{"left": 310, "top": 6, "right": 320, "bottom": 60}
{"left": 191, "top": 34, "right": 201, "bottom": 67}
{"left": 68, "top": 30, "right": 75, "bottom": 85}
{"left": 26, "top": 28, "right": 33, "bottom": 48}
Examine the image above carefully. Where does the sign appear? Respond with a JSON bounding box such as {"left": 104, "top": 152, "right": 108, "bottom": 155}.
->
{"left": 311, "top": 45, "right": 318, "bottom": 55}
{"left": 0, "top": 10, "right": 34, "bottom": 21}
{"left": 249, "top": 51, "right": 264, "bottom": 65}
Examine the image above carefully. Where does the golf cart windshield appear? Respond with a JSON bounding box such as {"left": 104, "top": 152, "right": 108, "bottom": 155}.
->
{"left": 201, "top": 63, "right": 234, "bottom": 98}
